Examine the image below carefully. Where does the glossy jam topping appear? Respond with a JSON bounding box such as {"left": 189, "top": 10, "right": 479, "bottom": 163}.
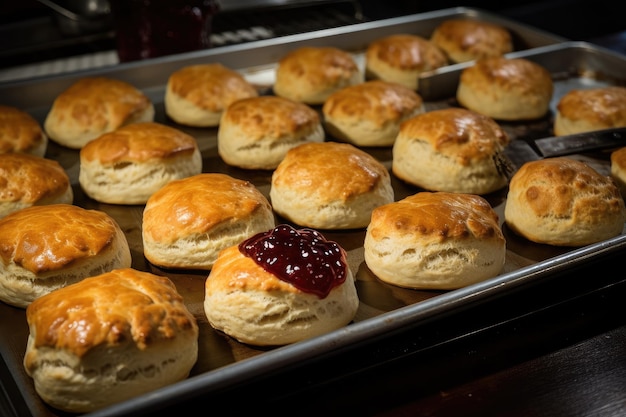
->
{"left": 239, "top": 224, "right": 347, "bottom": 298}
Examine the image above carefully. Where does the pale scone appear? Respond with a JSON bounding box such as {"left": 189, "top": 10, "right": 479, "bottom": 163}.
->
{"left": 204, "top": 224, "right": 359, "bottom": 346}
{"left": 365, "top": 34, "right": 448, "bottom": 90}
{"left": 505, "top": 157, "right": 626, "bottom": 246}
{"left": 270, "top": 141, "right": 394, "bottom": 229}
{"left": 79, "top": 122, "right": 202, "bottom": 205}
{"left": 364, "top": 191, "right": 506, "bottom": 290}
{"left": 392, "top": 107, "right": 510, "bottom": 194}
{"left": 218, "top": 95, "right": 324, "bottom": 170}
{"left": 0, "top": 153, "right": 73, "bottom": 218}
{"left": 554, "top": 86, "right": 626, "bottom": 136}
{"left": 24, "top": 268, "right": 198, "bottom": 413}
{"left": 322, "top": 80, "right": 425, "bottom": 147}
{"left": 456, "top": 57, "right": 553, "bottom": 121}
{"left": 165, "top": 63, "right": 258, "bottom": 127}
{"left": 0, "top": 204, "right": 131, "bottom": 308}
{"left": 44, "top": 77, "right": 155, "bottom": 149}
{"left": 273, "top": 46, "right": 364, "bottom": 105}
{"left": 142, "top": 173, "right": 275, "bottom": 270}
{"left": 430, "top": 19, "right": 513, "bottom": 63}
{"left": 0, "top": 105, "right": 48, "bottom": 156}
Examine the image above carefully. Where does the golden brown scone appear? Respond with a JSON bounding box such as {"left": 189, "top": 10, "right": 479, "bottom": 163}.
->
{"left": 365, "top": 34, "right": 448, "bottom": 90}
{"left": 0, "top": 153, "right": 73, "bottom": 218}
{"left": 218, "top": 95, "right": 324, "bottom": 170}
{"left": 270, "top": 141, "right": 394, "bottom": 229}
{"left": 504, "top": 157, "right": 626, "bottom": 246}
{"left": 322, "top": 80, "right": 425, "bottom": 147}
{"left": 142, "top": 173, "right": 275, "bottom": 270}
{"left": 79, "top": 122, "right": 202, "bottom": 204}
{"left": 392, "top": 107, "right": 510, "bottom": 194}
{"left": 24, "top": 268, "right": 198, "bottom": 413}
{"left": 273, "top": 46, "right": 364, "bottom": 105}
{"left": 364, "top": 192, "right": 506, "bottom": 289}
{"left": 430, "top": 19, "right": 513, "bottom": 63}
{"left": 0, "top": 105, "right": 48, "bottom": 156}
{"left": 611, "top": 147, "right": 626, "bottom": 198}
{"left": 44, "top": 77, "right": 155, "bottom": 149}
{"left": 456, "top": 57, "right": 554, "bottom": 121}
{"left": 165, "top": 63, "right": 258, "bottom": 127}
{"left": 0, "top": 204, "right": 132, "bottom": 308}
{"left": 204, "top": 224, "right": 359, "bottom": 346}
{"left": 554, "top": 86, "right": 626, "bottom": 136}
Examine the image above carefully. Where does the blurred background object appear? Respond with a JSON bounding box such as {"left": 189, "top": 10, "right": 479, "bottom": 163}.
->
{"left": 109, "top": 0, "right": 220, "bottom": 62}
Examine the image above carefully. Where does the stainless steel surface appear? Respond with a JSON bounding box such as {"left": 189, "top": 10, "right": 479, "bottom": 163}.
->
{"left": 535, "top": 127, "right": 626, "bottom": 157}
{"left": 418, "top": 41, "right": 626, "bottom": 101}
{"left": 35, "top": 0, "right": 112, "bottom": 35}
{"left": 0, "top": 7, "right": 625, "bottom": 417}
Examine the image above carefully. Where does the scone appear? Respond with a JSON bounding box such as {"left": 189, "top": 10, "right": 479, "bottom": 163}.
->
{"left": 365, "top": 34, "right": 448, "bottom": 90}
{"left": 0, "top": 153, "right": 73, "bottom": 218}
{"left": 554, "top": 86, "right": 626, "bottom": 136}
{"left": 165, "top": 63, "right": 258, "bottom": 127}
{"left": 611, "top": 147, "right": 626, "bottom": 198}
{"left": 392, "top": 107, "right": 510, "bottom": 194}
{"left": 430, "top": 19, "right": 513, "bottom": 63}
{"left": 364, "top": 192, "right": 506, "bottom": 290}
{"left": 270, "top": 141, "right": 394, "bottom": 229}
{"left": 79, "top": 122, "right": 202, "bottom": 204}
{"left": 456, "top": 57, "right": 554, "bottom": 121}
{"left": 142, "top": 173, "right": 275, "bottom": 270}
{"left": 504, "top": 157, "right": 626, "bottom": 246}
{"left": 204, "top": 224, "right": 359, "bottom": 346}
{"left": 24, "top": 268, "right": 198, "bottom": 413}
{"left": 0, "top": 105, "right": 48, "bottom": 156}
{"left": 0, "top": 204, "right": 132, "bottom": 308}
{"left": 273, "top": 46, "right": 364, "bottom": 105}
{"left": 44, "top": 77, "right": 155, "bottom": 149}
{"left": 322, "top": 80, "right": 425, "bottom": 147}
{"left": 218, "top": 95, "right": 324, "bottom": 170}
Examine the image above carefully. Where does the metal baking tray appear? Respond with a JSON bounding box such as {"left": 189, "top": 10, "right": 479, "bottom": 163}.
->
{"left": 1, "top": 7, "right": 625, "bottom": 417}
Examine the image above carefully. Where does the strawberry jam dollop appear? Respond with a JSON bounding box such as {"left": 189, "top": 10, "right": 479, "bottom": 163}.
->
{"left": 238, "top": 224, "right": 347, "bottom": 298}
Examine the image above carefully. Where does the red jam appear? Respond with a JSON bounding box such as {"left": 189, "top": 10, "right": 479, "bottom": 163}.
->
{"left": 239, "top": 224, "right": 347, "bottom": 298}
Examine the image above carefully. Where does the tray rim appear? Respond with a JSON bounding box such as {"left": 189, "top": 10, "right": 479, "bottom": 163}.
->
{"left": 0, "top": 6, "right": 624, "bottom": 417}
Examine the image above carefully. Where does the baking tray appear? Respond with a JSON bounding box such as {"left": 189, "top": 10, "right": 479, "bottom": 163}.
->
{"left": 1, "top": 7, "right": 625, "bottom": 417}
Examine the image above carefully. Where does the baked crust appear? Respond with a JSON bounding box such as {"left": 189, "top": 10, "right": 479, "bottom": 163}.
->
{"left": 270, "top": 141, "right": 394, "bottom": 229}
{"left": 611, "top": 146, "right": 626, "bottom": 198}
{"left": 24, "top": 268, "right": 198, "bottom": 413}
{"left": 365, "top": 34, "right": 448, "bottom": 90}
{"left": 0, "top": 105, "right": 47, "bottom": 156}
{"left": 80, "top": 122, "right": 199, "bottom": 163}
{"left": 322, "top": 80, "right": 425, "bottom": 146}
{"left": 273, "top": 46, "right": 363, "bottom": 104}
{"left": 456, "top": 57, "right": 553, "bottom": 120}
{"left": 0, "top": 204, "right": 125, "bottom": 274}
{"left": 392, "top": 107, "right": 510, "bottom": 194}
{"left": 79, "top": 122, "right": 202, "bottom": 204}
{"left": 505, "top": 157, "right": 626, "bottom": 246}
{"left": 165, "top": 63, "right": 258, "bottom": 127}
{"left": 554, "top": 86, "right": 626, "bottom": 135}
{"left": 44, "top": 77, "right": 154, "bottom": 149}
{"left": 0, "top": 153, "right": 73, "bottom": 217}
{"left": 364, "top": 191, "right": 505, "bottom": 289}
{"left": 142, "top": 173, "right": 275, "bottom": 269}
{"left": 218, "top": 95, "right": 324, "bottom": 169}
{"left": 204, "top": 244, "right": 358, "bottom": 346}
{"left": 0, "top": 204, "right": 131, "bottom": 308}
{"left": 430, "top": 19, "right": 513, "bottom": 63}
